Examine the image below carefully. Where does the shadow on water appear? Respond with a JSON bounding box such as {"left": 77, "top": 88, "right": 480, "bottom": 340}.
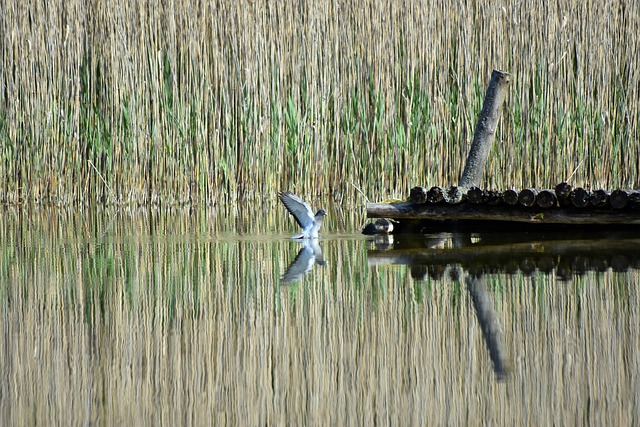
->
{"left": 367, "top": 227, "right": 640, "bottom": 381}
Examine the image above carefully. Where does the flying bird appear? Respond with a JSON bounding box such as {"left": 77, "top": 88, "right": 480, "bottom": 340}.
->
{"left": 278, "top": 191, "right": 327, "bottom": 239}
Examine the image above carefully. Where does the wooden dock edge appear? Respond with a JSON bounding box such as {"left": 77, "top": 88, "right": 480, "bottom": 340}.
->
{"left": 366, "top": 202, "right": 640, "bottom": 225}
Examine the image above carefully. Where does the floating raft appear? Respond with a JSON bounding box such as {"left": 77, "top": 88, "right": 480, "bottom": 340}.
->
{"left": 367, "top": 183, "right": 640, "bottom": 226}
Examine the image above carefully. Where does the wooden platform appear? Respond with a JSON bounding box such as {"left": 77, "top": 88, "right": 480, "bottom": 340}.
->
{"left": 367, "top": 184, "right": 640, "bottom": 226}
{"left": 364, "top": 73, "right": 639, "bottom": 230}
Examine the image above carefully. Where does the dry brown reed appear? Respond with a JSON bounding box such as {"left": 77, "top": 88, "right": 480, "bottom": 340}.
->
{"left": 0, "top": 0, "right": 638, "bottom": 206}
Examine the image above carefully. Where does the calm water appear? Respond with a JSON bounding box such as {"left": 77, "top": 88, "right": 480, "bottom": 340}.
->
{"left": 1, "top": 206, "right": 639, "bottom": 425}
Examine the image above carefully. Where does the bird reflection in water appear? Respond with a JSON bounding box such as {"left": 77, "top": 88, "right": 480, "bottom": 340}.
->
{"left": 281, "top": 239, "right": 326, "bottom": 284}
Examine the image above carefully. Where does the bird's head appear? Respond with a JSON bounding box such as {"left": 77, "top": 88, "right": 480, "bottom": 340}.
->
{"left": 315, "top": 209, "right": 328, "bottom": 219}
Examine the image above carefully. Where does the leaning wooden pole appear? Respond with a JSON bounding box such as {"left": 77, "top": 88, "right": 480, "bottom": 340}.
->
{"left": 459, "top": 70, "right": 511, "bottom": 189}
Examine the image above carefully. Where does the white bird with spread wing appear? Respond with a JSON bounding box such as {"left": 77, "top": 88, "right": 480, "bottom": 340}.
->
{"left": 278, "top": 191, "right": 327, "bottom": 239}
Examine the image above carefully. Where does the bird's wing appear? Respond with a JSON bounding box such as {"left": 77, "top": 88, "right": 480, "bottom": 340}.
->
{"left": 278, "top": 191, "right": 315, "bottom": 229}
{"left": 281, "top": 243, "right": 315, "bottom": 284}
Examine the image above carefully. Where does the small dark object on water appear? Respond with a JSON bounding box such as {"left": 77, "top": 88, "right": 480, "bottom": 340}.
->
{"left": 629, "top": 191, "right": 640, "bottom": 209}
{"left": 362, "top": 218, "right": 394, "bottom": 235}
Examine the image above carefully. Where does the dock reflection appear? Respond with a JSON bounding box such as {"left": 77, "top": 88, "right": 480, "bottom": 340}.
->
{"left": 367, "top": 229, "right": 640, "bottom": 380}
{"left": 367, "top": 230, "right": 640, "bottom": 279}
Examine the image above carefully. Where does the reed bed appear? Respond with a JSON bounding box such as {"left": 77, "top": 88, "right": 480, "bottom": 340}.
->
{"left": 0, "top": 0, "right": 638, "bottom": 206}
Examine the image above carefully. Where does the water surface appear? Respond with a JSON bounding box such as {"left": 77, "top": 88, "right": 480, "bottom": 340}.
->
{"left": 0, "top": 207, "right": 638, "bottom": 425}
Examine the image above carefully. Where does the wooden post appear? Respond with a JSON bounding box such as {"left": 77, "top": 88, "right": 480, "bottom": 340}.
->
{"left": 590, "top": 189, "right": 610, "bottom": 208}
{"left": 502, "top": 189, "right": 519, "bottom": 205}
{"left": 485, "top": 190, "right": 503, "bottom": 205}
{"left": 446, "top": 186, "right": 464, "bottom": 204}
{"left": 409, "top": 186, "right": 428, "bottom": 204}
{"left": 459, "top": 70, "right": 511, "bottom": 189}
{"left": 518, "top": 188, "right": 538, "bottom": 207}
{"left": 555, "top": 182, "right": 572, "bottom": 206}
{"left": 570, "top": 187, "right": 591, "bottom": 208}
{"left": 536, "top": 189, "right": 557, "bottom": 208}
{"left": 611, "top": 189, "right": 630, "bottom": 209}
{"left": 467, "top": 187, "right": 486, "bottom": 204}
{"left": 427, "top": 186, "right": 445, "bottom": 204}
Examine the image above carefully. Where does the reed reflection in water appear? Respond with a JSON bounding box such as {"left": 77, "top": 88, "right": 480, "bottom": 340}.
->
{"left": 0, "top": 207, "right": 638, "bottom": 425}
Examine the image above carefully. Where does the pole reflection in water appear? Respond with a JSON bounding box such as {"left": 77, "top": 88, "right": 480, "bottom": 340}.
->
{"left": 368, "top": 228, "right": 640, "bottom": 380}
{"left": 466, "top": 275, "right": 510, "bottom": 380}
